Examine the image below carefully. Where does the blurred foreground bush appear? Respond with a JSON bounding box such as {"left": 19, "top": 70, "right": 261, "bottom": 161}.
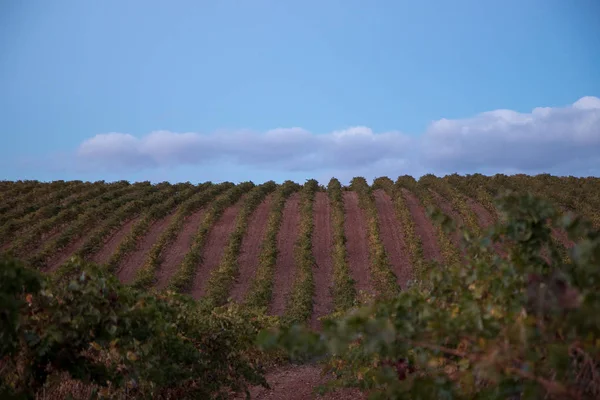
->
{"left": 1, "top": 257, "right": 278, "bottom": 399}
{"left": 262, "top": 192, "right": 600, "bottom": 399}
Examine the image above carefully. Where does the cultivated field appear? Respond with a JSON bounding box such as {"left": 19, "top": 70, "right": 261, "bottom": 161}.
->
{"left": 1, "top": 174, "right": 597, "bottom": 325}
{"left": 2, "top": 174, "right": 600, "bottom": 399}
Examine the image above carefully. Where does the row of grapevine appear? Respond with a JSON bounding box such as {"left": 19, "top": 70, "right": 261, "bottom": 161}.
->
{"left": 349, "top": 177, "right": 399, "bottom": 298}
{"left": 326, "top": 178, "right": 356, "bottom": 311}
{"left": 245, "top": 181, "right": 301, "bottom": 309}
{"left": 204, "top": 181, "right": 278, "bottom": 306}
{"left": 6, "top": 182, "right": 134, "bottom": 257}
{"left": 27, "top": 182, "right": 157, "bottom": 269}
{"left": 283, "top": 180, "right": 319, "bottom": 324}
{"left": 372, "top": 177, "right": 425, "bottom": 282}
{"left": 132, "top": 182, "right": 234, "bottom": 289}
{"left": 103, "top": 183, "right": 207, "bottom": 273}
{"left": 166, "top": 182, "right": 255, "bottom": 292}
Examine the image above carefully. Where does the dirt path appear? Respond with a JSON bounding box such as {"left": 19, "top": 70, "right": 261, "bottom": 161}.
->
{"left": 91, "top": 217, "right": 141, "bottom": 265}
{"left": 310, "top": 192, "right": 334, "bottom": 330}
{"left": 269, "top": 192, "right": 301, "bottom": 316}
{"left": 373, "top": 190, "right": 411, "bottom": 289}
{"left": 242, "top": 364, "right": 367, "bottom": 400}
{"left": 190, "top": 201, "right": 244, "bottom": 299}
{"left": 342, "top": 191, "right": 374, "bottom": 295}
{"left": 401, "top": 189, "right": 442, "bottom": 263}
{"left": 231, "top": 195, "right": 274, "bottom": 302}
{"left": 117, "top": 212, "right": 178, "bottom": 284}
{"left": 155, "top": 209, "right": 206, "bottom": 290}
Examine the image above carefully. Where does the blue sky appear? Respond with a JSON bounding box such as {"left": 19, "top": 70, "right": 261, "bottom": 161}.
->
{"left": 1, "top": 0, "right": 599, "bottom": 184}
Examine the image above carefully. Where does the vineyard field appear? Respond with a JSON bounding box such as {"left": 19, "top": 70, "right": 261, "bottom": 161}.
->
{"left": 3, "top": 174, "right": 600, "bottom": 399}
{"left": 2, "top": 174, "right": 598, "bottom": 325}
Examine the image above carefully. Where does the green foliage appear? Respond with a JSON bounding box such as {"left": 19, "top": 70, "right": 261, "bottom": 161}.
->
{"left": 262, "top": 192, "right": 600, "bottom": 399}
{"left": 372, "top": 177, "right": 424, "bottom": 284}
{"left": 1, "top": 256, "right": 276, "bottom": 399}
{"left": 75, "top": 183, "right": 183, "bottom": 261}
{"left": 26, "top": 182, "right": 155, "bottom": 270}
{"left": 283, "top": 179, "right": 319, "bottom": 324}
{"left": 167, "top": 182, "right": 256, "bottom": 292}
{"left": 132, "top": 182, "right": 233, "bottom": 289}
{"left": 349, "top": 177, "right": 399, "bottom": 298}
{"left": 327, "top": 178, "right": 356, "bottom": 311}
{"left": 205, "top": 181, "right": 278, "bottom": 306}
{"left": 245, "top": 181, "right": 302, "bottom": 309}
{"left": 103, "top": 183, "right": 205, "bottom": 273}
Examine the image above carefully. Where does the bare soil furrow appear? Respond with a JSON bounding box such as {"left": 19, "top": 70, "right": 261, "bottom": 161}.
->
{"left": 191, "top": 201, "right": 244, "bottom": 299}
{"left": 117, "top": 212, "right": 178, "bottom": 284}
{"left": 91, "top": 218, "right": 142, "bottom": 265}
{"left": 401, "top": 189, "right": 442, "bottom": 263}
{"left": 48, "top": 232, "right": 96, "bottom": 272}
{"left": 310, "top": 192, "right": 334, "bottom": 329}
{"left": 467, "top": 197, "right": 496, "bottom": 229}
{"left": 430, "top": 190, "right": 465, "bottom": 254}
{"left": 269, "top": 192, "right": 301, "bottom": 316}
{"left": 231, "top": 194, "right": 274, "bottom": 302}
{"left": 241, "top": 364, "right": 367, "bottom": 400}
{"left": 373, "top": 190, "right": 411, "bottom": 289}
{"left": 155, "top": 209, "right": 206, "bottom": 289}
{"left": 342, "top": 191, "right": 374, "bottom": 295}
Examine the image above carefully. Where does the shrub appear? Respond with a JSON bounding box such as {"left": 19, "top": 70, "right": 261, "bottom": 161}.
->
{"left": 1, "top": 257, "right": 277, "bottom": 399}
{"left": 261, "top": 192, "right": 600, "bottom": 399}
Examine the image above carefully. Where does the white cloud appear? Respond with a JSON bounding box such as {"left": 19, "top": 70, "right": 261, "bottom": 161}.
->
{"left": 74, "top": 96, "right": 600, "bottom": 179}
{"left": 421, "top": 96, "right": 600, "bottom": 175}
{"left": 77, "top": 126, "right": 413, "bottom": 172}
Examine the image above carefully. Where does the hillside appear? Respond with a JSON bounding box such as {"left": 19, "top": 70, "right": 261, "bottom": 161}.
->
{"left": 2, "top": 174, "right": 600, "bottom": 399}
{"left": 1, "top": 174, "right": 598, "bottom": 324}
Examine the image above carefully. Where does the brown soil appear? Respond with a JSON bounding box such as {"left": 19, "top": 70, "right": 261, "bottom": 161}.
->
{"left": 466, "top": 198, "right": 496, "bottom": 229}
{"left": 310, "top": 192, "right": 334, "bottom": 330}
{"left": 241, "top": 364, "right": 367, "bottom": 400}
{"left": 91, "top": 217, "right": 141, "bottom": 265}
{"left": 117, "top": 211, "right": 178, "bottom": 284}
{"left": 401, "top": 189, "right": 442, "bottom": 263}
{"left": 465, "top": 197, "right": 507, "bottom": 257}
{"left": 190, "top": 200, "right": 244, "bottom": 299}
{"left": 269, "top": 192, "right": 301, "bottom": 316}
{"left": 551, "top": 227, "right": 575, "bottom": 249}
{"left": 342, "top": 191, "right": 374, "bottom": 295}
{"left": 48, "top": 230, "right": 97, "bottom": 271}
{"left": 429, "top": 190, "right": 466, "bottom": 257}
{"left": 373, "top": 190, "right": 412, "bottom": 289}
{"left": 155, "top": 209, "right": 206, "bottom": 290}
{"left": 231, "top": 194, "right": 274, "bottom": 302}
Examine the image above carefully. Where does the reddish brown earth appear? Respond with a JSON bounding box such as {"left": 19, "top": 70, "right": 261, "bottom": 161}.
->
{"left": 48, "top": 230, "right": 97, "bottom": 271}
{"left": 466, "top": 198, "right": 496, "bottom": 229}
{"left": 190, "top": 200, "right": 244, "bottom": 299}
{"left": 373, "top": 190, "right": 412, "bottom": 289}
{"left": 231, "top": 194, "right": 274, "bottom": 302}
{"left": 342, "top": 191, "right": 374, "bottom": 295}
{"left": 401, "top": 189, "right": 442, "bottom": 263}
{"left": 240, "top": 364, "right": 367, "bottom": 400}
{"left": 117, "top": 211, "right": 177, "bottom": 284}
{"left": 552, "top": 227, "right": 575, "bottom": 249}
{"left": 429, "top": 190, "right": 468, "bottom": 260}
{"left": 269, "top": 192, "right": 301, "bottom": 316}
{"left": 155, "top": 209, "right": 206, "bottom": 290}
{"left": 310, "top": 192, "right": 334, "bottom": 329}
{"left": 91, "top": 217, "right": 142, "bottom": 265}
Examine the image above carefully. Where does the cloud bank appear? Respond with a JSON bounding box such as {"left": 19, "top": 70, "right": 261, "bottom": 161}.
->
{"left": 76, "top": 96, "right": 600, "bottom": 180}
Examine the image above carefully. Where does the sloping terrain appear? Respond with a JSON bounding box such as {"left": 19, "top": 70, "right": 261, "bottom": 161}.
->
{"left": 2, "top": 176, "right": 598, "bottom": 399}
